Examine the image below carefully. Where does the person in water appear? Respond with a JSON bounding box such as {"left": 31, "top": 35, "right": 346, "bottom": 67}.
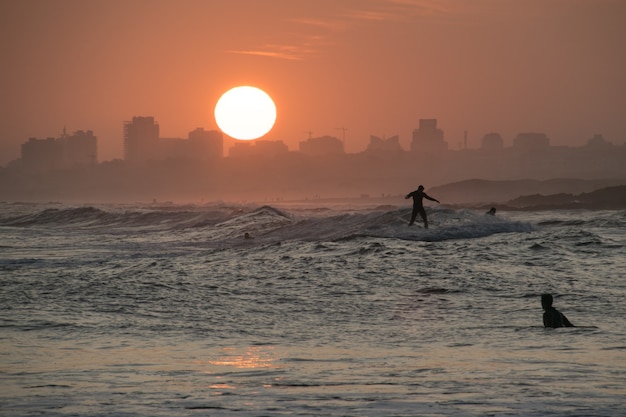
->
{"left": 541, "top": 293, "right": 574, "bottom": 328}
{"left": 486, "top": 207, "right": 496, "bottom": 216}
{"left": 405, "top": 185, "right": 440, "bottom": 228}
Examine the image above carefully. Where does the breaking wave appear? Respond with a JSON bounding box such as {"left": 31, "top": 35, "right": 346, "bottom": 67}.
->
{"left": 0, "top": 202, "right": 535, "bottom": 245}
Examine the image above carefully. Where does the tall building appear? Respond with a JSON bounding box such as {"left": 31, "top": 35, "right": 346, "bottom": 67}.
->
{"left": 21, "top": 137, "right": 62, "bottom": 171}
{"left": 58, "top": 129, "right": 97, "bottom": 167}
{"left": 19, "top": 129, "right": 97, "bottom": 172}
{"left": 124, "top": 116, "right": 159, "bottom": 164}
{"left": 410, "top": 119, "right": 448, "bottom": 154}
{"left": 188, "top": 128, "right": 223, "bottom": 159}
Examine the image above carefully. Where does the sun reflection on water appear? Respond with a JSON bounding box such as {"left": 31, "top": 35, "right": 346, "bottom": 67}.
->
{"left": 205, "top": 345, "right": 280, "bottom": 370}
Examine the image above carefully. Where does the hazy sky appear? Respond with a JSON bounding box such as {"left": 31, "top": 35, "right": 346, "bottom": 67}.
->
{"left": 1, "top": 0, "right": 625, "bottom": 164}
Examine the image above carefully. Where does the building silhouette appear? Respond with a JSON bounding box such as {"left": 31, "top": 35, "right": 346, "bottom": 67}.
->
{"left": 252, "top": 140, "right": 288, "bottom": 157}
{"left": 19, "top": 129, "right": 97, "bottom": 172}
{"left": 299, "top": 135, "right": 344, "bottom": 156}
{"left": 60, "top": 129, "right": 97, "bottom": 166}
{"left": 513, "top": 132, "right": 550, "bottom": 152}
{"left": 410, "top": 119, "right": 448, "bottom": 154}
{"left": 124, "top": 116, "right": 159, "bottom": 164}
{"left": 124, "top": 118, "right": 223, "bottom": 163}
{"left": 21, "top": 137, "right": 61, "bottom": 172}
{"left": 228, "top": 141, "right": 253, "bottom": 158}
{"left": 160, "top": 129, "right": 223, "bottom": 161}
{"left": 481, "top": 133, "right": 504, "bottom": 151}
{"left": 585, "top": 134, "right": 612, "bottom": 149}
{"left": 366, "top": 135, "right": 403, "bottom": 153}
{"left": 187, "top": 128, "right": 223, "bottom": 160}
{"left": 4, "top": 113, "right": 626, "bottom": 203}
{"left": 228, "top": 139, "right": 287, "bottom": 158}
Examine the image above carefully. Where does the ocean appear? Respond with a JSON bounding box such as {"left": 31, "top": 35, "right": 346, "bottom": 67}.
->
{"left": 1, "top": 201, "right": 625, "bottom": 416}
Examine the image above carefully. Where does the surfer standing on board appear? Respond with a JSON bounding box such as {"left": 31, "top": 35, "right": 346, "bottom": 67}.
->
{"left": 405, "top": 185, "right": 440, "bottom": 228}
{"left": 541, "top": 294, "right": 575, "bottom": 328}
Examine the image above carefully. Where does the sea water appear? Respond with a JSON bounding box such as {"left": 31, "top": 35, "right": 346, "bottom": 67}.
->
{"left": 1, "top": 202, "right": 625, "bottom": 416}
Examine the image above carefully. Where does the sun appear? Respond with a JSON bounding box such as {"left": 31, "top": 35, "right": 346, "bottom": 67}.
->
{"left": 214, "top": 86, "right": 277, "bottom": 140}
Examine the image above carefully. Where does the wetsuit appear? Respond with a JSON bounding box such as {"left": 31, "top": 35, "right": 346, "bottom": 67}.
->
{"left": 543, "top": 307, "right": 574, "bottom": 328}
{"left": 405, "top": 188, "right": 439, "bottom": 228}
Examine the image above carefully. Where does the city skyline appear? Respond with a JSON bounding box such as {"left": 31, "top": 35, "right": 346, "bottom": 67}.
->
{"left": 5, "top": 111, "right": 624, "bottom": 204}
{"left": 1, "top": 0, "right": 625, "bottom": 166}
{"left": 6, "top": 113, "right": 622, "bottom": 168}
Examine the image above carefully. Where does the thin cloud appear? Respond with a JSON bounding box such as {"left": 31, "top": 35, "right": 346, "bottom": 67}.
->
{"left": 225, "top": 49, "right": 304, "bottom": 61}
{"left": 341, "top": 0, "right": 471, "bottom": 23}
{"left": 225, "top": 19, "right": 333, "bottom": 62}
{"left": 383, "top": 0, "right": 458, "bottom": 14}
{"left": 342, "top": 9, "right": 397, "bottom": 22}
{"left": 224, "top": 1, "right": 464, "bottom": 61}
{"left": 225, "top": 41, "right": 322, "bottom": 61}
{"left": 383, "top": 0, "right": 500, "bottom": 18}
{"left": 288, "top": 17, "right": 349, "bottom": 31}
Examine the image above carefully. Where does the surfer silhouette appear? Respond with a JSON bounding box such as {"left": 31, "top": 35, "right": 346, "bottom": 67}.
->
{"left": 405, "top": 185, "right": 440, "bottom": 228}
{"left": 541, "top": 294, "right": 574, "bottom": 328}
{"left": 486, "top": 207, "right": 496, "bottom": 216}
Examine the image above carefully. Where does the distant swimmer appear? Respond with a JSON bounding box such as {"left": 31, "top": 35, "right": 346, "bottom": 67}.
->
{"left": 405, "top": 185, "right": 440, "bottom": 228}
{"left": 541, "top": 293, "right": 574, "bottom": 328}
{"left": 486, "top": 207, "right": 496, "bottom": 216}
{"left": 244, "top": 232, "right": 253, "bottom": 239}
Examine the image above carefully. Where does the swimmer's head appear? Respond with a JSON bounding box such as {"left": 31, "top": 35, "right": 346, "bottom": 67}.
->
{"left": 541, "top": 293, "right": 553, "bottom": 309}
{"left": 418, "top": 185, "right": 424, "bottom": 191}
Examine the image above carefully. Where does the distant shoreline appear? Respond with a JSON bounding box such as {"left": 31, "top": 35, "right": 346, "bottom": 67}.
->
{"left": 1, "top": 178, "right": 625, "bottom": 210}
{"left": 428, "top": 178, "right": 626, "bottom": 210}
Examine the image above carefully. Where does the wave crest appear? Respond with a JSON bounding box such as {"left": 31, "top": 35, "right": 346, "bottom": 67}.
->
{"left": 0, "top": 203, "right": 534, "bottom": 244}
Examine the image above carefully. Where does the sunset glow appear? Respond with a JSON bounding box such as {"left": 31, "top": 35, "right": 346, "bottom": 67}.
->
{"left": 214, "top": 86, "right": 277, "bottom": 140}
{"left": 2, "top": 3, "right": 626, "bottom": 416}
{"left": 1, "top": 2, "right": 624, "bottom": 165}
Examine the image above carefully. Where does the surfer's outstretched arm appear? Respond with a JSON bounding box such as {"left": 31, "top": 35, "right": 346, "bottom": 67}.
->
{"left": 423, "top": 193, "right": 439, "bottom": 203}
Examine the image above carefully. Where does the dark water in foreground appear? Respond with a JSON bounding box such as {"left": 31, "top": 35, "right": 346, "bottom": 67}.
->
{"left": 1, "top": 203, "right": 625, "bottom": 416}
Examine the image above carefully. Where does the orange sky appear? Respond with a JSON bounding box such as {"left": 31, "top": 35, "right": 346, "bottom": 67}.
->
{"left": 1, "top": 0, "right": 625, "bottom": 165}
